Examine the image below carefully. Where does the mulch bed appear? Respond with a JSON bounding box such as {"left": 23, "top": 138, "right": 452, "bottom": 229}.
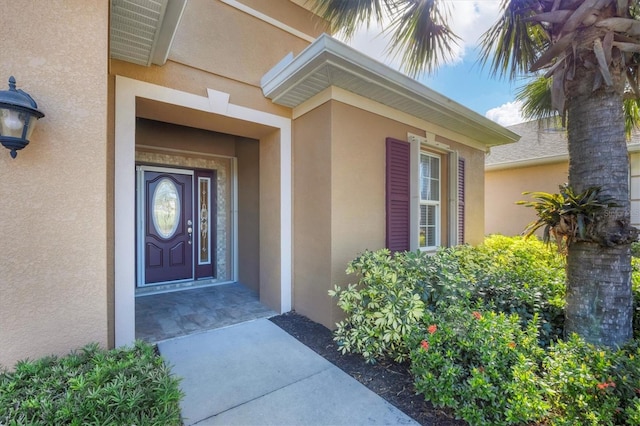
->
{"left": 270, "top": 312, "right": 467, "bottom": 426}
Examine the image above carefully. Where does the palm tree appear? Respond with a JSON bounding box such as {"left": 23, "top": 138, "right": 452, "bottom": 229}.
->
{"left": 312, "top": 0, "right": 639, "bottom": 347}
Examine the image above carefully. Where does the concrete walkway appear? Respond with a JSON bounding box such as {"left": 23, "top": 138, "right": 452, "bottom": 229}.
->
{"left": 158, "top": 319, "right": 418, "bottom": 425}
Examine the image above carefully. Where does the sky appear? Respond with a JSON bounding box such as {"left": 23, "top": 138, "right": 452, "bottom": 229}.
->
{"left": 337, "top": 0, "right": 526, "bottom": 127}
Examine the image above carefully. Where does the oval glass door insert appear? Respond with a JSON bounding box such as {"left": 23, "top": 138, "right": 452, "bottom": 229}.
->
{"left": 152, "top": 178, "right": 181, "bottom": 239}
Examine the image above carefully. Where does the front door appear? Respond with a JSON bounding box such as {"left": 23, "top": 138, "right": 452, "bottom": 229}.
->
{"left": 143, "top": 170, "right": 193, "bottom": 284}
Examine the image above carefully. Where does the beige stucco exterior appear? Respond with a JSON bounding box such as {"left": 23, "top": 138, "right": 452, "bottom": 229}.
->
{"left": 0, "top": 1, "right": 109, "bottom": 367}
{"left": 3, "top": 0, "right": 514, "bottom": 366}
{"left": 294, "top": 100, "right": 489, "bottom": 329}
{"left": 485, "top": 119, "right": 640, "bottom": 236}
{"left": 485, "top": 161, "right": 569, "bottom": 236}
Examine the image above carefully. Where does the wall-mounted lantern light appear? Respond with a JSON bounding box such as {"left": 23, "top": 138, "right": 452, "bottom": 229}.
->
{"left": 0, "top": 76, "right": 45, "bottom": 158}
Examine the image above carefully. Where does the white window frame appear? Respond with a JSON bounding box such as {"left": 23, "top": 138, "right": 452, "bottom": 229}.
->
{"left": 419, "top": 151, "right": 441, "bottom": 250}
{"left": 408, "top": 132, "right": 461, "bottom": 251}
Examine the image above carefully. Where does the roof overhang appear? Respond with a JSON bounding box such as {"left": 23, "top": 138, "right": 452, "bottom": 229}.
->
{"left": 485, "top": 154, "right": 569, "bottom": 171}
{"left": 261, "top": 34, "right": 520, "bottom": 148}
{"left": 110, "top": 0, "right": 187, "bottom": 66}
{"left": 486, "top": 141, "right": 640, "bottom": 171}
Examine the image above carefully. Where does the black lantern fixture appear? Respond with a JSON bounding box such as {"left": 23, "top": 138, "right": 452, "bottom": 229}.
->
{"left": 0, "top": 76, "right": 45, "bottom": 158}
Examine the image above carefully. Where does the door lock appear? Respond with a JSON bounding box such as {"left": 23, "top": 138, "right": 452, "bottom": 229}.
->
{"left": 187, "top": 220, "right": 193, "bottom": 244}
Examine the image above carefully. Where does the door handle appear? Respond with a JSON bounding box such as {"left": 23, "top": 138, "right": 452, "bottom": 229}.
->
{"left": 187, "top": 220, "right": 193, "bottom": 244}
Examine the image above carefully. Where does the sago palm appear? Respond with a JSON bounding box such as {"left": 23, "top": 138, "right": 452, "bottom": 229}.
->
{"left": 312, "top": 0, "right": 640, "bottom": 346}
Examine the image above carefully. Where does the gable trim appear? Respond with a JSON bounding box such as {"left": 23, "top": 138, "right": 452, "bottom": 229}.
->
{"left": 263, "top": 34, "right": 520, "bottom": 148}
{"left": 220, "top": 0, "right": 315, "bottom": 42}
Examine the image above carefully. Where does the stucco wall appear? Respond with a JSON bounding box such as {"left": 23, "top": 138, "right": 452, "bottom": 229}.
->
{"left": 293, "top": 100, "right": 488, "bottom": 329}
{"left": 239, "top": 0, "right": 327, "bottom": 38}
{"left": 330, "top": 101, "right": 420, "bottom": 299}
{"left": 136, "top": 119, "right": 237, "bottom": 156}
{"left": 485, "top": 161, "right": 569, "bottom": 236}
{"left": 259, "top": 130, "right": 282, "bottom": 311}
{"left": 0, "top": 0, "right": 108, "bottom": 368}
{"left": 454, "top": 141, "right": 487, "bottom": 245}
{"left": 111, "top": 0, "right": 323, "bottom": 119}
{"left": 237, "top": 138, "right": 261, "bottom": 293}
{"left": 292, "top": 102, "right": 334, "bottom": 327}
{"left": 170, "top": 0, "right": 319, "bottom": 88}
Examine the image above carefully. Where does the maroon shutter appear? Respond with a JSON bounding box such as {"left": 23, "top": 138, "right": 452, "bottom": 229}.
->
{"left": 458, "top": 157, "right": 465, "bottom": 245}
{"left": 386, "top": 138, "right": 410, "bottom": 252}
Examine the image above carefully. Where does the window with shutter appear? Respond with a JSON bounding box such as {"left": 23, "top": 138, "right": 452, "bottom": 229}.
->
{"left": 385, "top": 138, "right": 410, "bottom": 252}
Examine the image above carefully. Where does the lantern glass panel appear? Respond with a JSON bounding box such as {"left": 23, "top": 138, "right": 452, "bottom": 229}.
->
{"left": 0, "top": 108, "right": 27, "bottom": 138}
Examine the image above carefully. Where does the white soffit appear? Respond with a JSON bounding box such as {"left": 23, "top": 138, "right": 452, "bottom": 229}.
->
{"left": 261, "top": 34, "right": 519, "bottom": 147}
{"left": 110, "top": 0, "right": 187, "bottom": 66}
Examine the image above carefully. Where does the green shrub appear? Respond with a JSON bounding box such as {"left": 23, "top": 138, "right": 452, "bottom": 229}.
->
{"left": 633, "top": 257, "right": 640, "bottom": 339}
{"left": 417, "top": 235, "right": 566, "bottom": 346}
{"left": 330, "top": 236, "right": 640, "bottom": 424}
{"left": 0, "top": 341, "right": 183, "bottom": 425}
{"left": 542, "top": 335, "right": 640, "bottom": 425}
{"left": 472, "top": 236, "right": 565, "bottom": 345}
{"left": 408, "top": 306, "right": 548, "bottom": 425}
{"left": 329, "top": 249, "right": 427, "bottom": 363}
{"left": 331, "top": 236, "right": 566, "bottom": 362}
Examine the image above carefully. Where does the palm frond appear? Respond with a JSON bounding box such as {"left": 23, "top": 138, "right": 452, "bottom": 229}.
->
{"left": 515, "top": 75, "right": 556, "bottom": 120}
{"left": 385, "top": 0, "right": 459, "bottom": 76}
{"left": 516, "top": 75, "right": 640, "bottom": 134}
{"left": 308, "top": 0, "right": 389, "bottom": 40}
{"left": 478, "top": 0, "right": 549, "bottom": 80}
{"left": 624, "top": 96, "right": 640, "bottom": 138}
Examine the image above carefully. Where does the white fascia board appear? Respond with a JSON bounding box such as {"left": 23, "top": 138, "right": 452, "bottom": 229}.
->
{"left": 260, "top": 52, "right": 295, "bottom": 89}
{"left": 262, "top": 34, "right": 520, "bottom": 147}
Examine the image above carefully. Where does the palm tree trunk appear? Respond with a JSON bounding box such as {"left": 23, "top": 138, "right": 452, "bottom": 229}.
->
{"left": 565, "top": 85, "right": 635, "bottom": 347}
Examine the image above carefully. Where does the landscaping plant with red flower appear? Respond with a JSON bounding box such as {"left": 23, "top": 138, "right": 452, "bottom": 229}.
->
{"left": 472, "top": 311, "right": 482, "bottom": 320}
{"left": 428, "top": 324, "right": 437, "bottom": 334}
{"left": 597, "top": 380, "right": 616, "bottom": 390}
{"left": 420, "top": 340, "right": 429, "bottom": 351}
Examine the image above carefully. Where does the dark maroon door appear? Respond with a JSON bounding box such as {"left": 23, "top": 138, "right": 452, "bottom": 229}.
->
{"left": 144, "top": 171, "right": 193, "bottom": 284}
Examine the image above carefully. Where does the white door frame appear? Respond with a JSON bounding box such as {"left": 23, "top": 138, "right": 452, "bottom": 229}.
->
{"left": 114, "top": 76, "right": 292, "bottom": 346}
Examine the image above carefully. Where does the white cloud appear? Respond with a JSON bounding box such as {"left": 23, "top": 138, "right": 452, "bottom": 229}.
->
{"left": 338, "top": 1, "right": 503, "bottom": 70}
{"left": 485, "top": 101, "right": 524, "bottom": 126}
{"left": 337, "top": 22, "right": 402, "bottom": 70}
{"left": 449, "top": 0, "right": 502, "bottom": 49}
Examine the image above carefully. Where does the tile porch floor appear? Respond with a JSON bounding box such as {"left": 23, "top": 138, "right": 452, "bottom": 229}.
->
{"left": 135, "top": 283, "right": 277, "bottom": 342}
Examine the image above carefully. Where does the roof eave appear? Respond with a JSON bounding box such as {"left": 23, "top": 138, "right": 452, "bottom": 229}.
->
{"left": 110, "top": 0, "right": 187, "bottom": 67}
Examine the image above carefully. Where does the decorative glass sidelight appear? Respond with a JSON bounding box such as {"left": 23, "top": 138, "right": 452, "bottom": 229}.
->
{"left": 152, "top": 178, "right": 181, "bottom": 239}
{"left": 198, "top": 177, "right": 211, "bottom": 264}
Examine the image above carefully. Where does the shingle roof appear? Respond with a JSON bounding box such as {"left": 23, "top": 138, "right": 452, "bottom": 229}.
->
{"left": 485, "top": 119, "right": 568, "bottom": 168}
{"left": 486, "top": 119, "right": 640, "bottom": 170}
